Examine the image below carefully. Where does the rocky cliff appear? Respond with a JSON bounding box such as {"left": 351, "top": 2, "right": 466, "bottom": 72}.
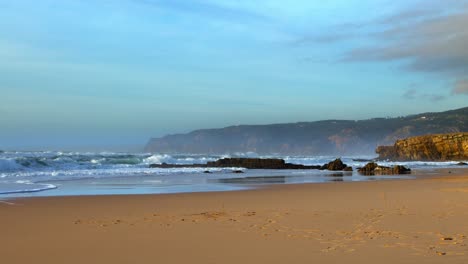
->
{"left": 376, "top": 133, "right": 468, "bottom": 161}
{"left": 145, "top": 107, "right": 468, "bottom": 155}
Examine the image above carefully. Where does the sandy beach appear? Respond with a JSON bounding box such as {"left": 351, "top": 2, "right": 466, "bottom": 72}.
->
{"left": 2, "top": 168, "right": 468, "bottom": 264}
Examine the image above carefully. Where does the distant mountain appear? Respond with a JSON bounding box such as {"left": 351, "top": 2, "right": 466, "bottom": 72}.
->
{"left": 145, "top": 107, "right": 468, "bottom": 155}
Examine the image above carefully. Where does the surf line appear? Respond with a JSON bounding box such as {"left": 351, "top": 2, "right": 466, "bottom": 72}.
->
{"left": 0, "top": 200, "right": 16, "bottom": 205}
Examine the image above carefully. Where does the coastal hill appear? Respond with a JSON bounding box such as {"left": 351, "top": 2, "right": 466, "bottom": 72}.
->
{"left": 145, "top": 107, "right": 468, "bottom": 155}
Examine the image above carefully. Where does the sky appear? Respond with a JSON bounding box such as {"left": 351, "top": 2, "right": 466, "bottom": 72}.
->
{"left": 1, "top": 0, "right": 468, "bottom": 151}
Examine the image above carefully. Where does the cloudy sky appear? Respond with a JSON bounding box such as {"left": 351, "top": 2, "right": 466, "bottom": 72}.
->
{"left": 1, "top": 0, "right": 467, "bottom": 150}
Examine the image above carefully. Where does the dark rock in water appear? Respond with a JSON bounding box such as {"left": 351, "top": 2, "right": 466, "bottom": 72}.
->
{"left": 149, "top": 162, "right": 208, "bottom": 168}
{"left": 456, "top": 162, "right": 468, "bottom": 166}
{"left": 207, "top": 158, "right": 320, "bottom": 169}
{"left": 320, "top": 158, "right": 352, "bottom": 171}
{"left": 389, "top": 165, "right": 411, "bottom": 174}
{"left": 232, "top": 170, "right": 244, "bottom": 174}
{"left": 352, "top": 158, "right": 374, "bottom": 162}
{"left": 376, "top": 133, "right": 468, "bottom": 161}
{"left": 357, "top": 162, "right": 378, "bottom": 173}
{"left": 149, "top": 158, "right": 321, "bottom": 170}
{"left": 208, "top": 158, "right": 286, "bottom": 169}
{"left": 358, "top": 162, "right": 411, "bottom": 175}
{"left": 203, "top": 170, "right": 212, "bottom": 173}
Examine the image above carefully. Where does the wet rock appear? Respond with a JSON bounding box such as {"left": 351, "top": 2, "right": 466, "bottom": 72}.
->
{"left": 390, "top": 165, "right": 412, "bottom": 174}
{"left": 358, "top": 162, "right": 411, "bottom": 175}
{"left": 352, "top": 158, "right": 374, "bottom": 162}
{"left": 207, "top": 158, "right": 320, "bottom": 169}
{"left": 150, "top": 158, "right": 321, "bottom": 170}
{"left": 320, "top": 158, "right": 352, "bottom": 171}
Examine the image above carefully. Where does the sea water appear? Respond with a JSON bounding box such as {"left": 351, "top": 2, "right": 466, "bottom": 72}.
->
{"left": 0, "top": 151, "right": 465, "bottom": 198}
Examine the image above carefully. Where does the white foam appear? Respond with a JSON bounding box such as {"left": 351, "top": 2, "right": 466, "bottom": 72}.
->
{"left": 0, "top": 182, "right": 57, "bottom": 195}
{"left": 143, "top": 154, "right": 173, "bottom": 164}
{"left": 142, "top": 154, "right": 217, "bottom": 165}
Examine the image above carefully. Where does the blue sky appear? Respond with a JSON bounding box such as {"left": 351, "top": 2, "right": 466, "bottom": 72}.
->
{"left": 1, "top": 0, "right": 467, "bottom": 150}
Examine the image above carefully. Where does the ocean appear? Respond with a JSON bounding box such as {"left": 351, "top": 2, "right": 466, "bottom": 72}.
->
{"left": 0, "top": 151, "right": 465, "bottom": 198}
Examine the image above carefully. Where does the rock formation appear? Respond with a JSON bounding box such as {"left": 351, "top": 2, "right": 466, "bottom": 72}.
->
{"left": 358, "top": 162, "right": 411, "bottom": 175}
{"left": 149, "top": 158, "right": 321, "bottom": 170}
{"left": 149, "top": 158, "right": 357, "bottom": 171}
{"left": 376, "top": 133, "right": 468, "bottom": 161}
{"left": 319, "top": 158, "right": 353, "bottom": 171}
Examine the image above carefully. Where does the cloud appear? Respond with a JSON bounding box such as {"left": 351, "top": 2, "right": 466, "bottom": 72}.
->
{"left": 402, "top": 88, "right": 445, "bottom": 102}
{"left": 402, "top": 88, "right": 417, "bottom": 100}
{"left": 344, "top": 1, "right": 468, "bottom": 95}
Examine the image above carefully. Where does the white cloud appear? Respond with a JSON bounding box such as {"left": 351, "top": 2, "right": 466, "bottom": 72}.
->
{"left": 344, "top": 1, "right": 468, "bottom": 95}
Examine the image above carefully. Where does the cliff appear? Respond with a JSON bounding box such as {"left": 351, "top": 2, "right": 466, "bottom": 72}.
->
{"left": 145, "top": 107, "right": 468, "bottom": 155}
{"left": 376, "top": 133, "right": 468, "bottom": 161}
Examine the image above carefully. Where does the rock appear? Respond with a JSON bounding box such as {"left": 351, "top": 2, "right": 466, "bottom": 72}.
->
{"left": 357, "top": 162, "right": 378, "bottom": 174}
{"left": 232, "top": 170, "right": 244, "bottom": 173}
{"left": 207, "top": 158, "right": 320, "bottom": 169}
{"left": 352, "top": 158, "right": 374, "bottom": 162}
{"left": 376, "top": 133, "right": 468, "bottom": 161}
{"left": 343, "top": 166, "right": 353, "bottom": 171}
{"left": 391, "top": 165, "right": 411, "bottom": 174}
{"left": 203, "top": 170, "right": 212, "bottom": 173}
{"left": 320, "top": 158, "right": 350, "bottom": 171}
{"left": 358, "top": 162, "right": 411, "bottom": 175}
{"left": 150, "top": 158, "right": 321, "bottom": 170}
{"left": 456, "top": 162, "right": 468, "bottom": 166}
{"left": 149, "top": 162, "right": 207, "bottom": 168}
{"left": 208, "top": 158, "right": 286, "bottom": 169}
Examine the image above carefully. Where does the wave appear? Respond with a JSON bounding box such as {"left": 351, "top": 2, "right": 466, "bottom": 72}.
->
{"left": 143, "top": 154, "right": 218, "bottom": 165}
{"left": 0, "top": 181, "right": 57, "bottom": 195}
{"left": 0, "top": 150, "right": 466, "bottom": 197}
{"left": 0, "top": 158, "right": 25, "bottom": 172}
{"left": 1, "top": 151, "right": 466, "bottom": 182}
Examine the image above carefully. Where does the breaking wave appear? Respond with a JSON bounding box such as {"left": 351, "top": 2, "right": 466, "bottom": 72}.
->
{"left": 0, "top": 150, "right": 466, "bottom": 196}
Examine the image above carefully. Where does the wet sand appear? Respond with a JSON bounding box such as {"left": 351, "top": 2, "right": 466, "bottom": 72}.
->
{"left": 1, "top": 168, "right": 468, "bottom": 264}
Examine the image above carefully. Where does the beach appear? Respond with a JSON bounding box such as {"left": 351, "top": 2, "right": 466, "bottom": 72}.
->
{"left": 2, "top": 168, "right": 468, "bottom": 264}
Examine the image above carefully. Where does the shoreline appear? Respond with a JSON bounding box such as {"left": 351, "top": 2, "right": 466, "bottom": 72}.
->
{"left": 1, "top": 167, "right": 464, "bottom": 200}
{"left": 2, "top": 168, "right": 468, "bottom": 263}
